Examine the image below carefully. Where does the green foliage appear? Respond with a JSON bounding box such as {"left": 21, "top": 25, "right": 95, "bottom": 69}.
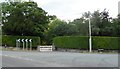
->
{"left": 47, "top": 19, "right": 67, "bottom": 36}
{"left": 70, "top": 10, "right": 120, "bottom": 37}
{"left": 0, "top": 35, "right": 1, "bottom": 46}
{"left": 45, "top": 19, "right": 79, "bottom": 45}
{"left": 53, "top": 36, "right": 119, "bottom": 50}
{"left": 53, "top": 36, "right": 89, "bottom": 49}
{"left": 70, "top": 18, "right": 89, "bottom": 36}
{"left": 92, "top": 36, "right": 119, "bottom": 50}
{"left": 44, "top": 19, "right": 66, "bottom": 44}
{"left": 2, "top": 35, "right": 40, "bottom": 47}
{"left": 2, "top": 1, "right": 50, "bottom": 37}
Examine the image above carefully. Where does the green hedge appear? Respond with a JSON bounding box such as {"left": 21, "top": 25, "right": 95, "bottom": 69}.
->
{"left": 92, "top": 36, "right": 119, "bottom": 50}
{"left": 53, "top": 36, "right": 89, "bottom": 49}
{"left": 2, "top": 35, "right": 40, "bottom": 47}
{"left": 0, "top": 35, "right": 1, "bottom": 46}
{"left": 53, "top": 36, "right": 119, "bottom": 50}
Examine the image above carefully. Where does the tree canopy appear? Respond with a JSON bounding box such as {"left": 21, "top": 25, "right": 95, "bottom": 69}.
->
{"left": 2, "top": 1, "right": 51, "bottom": 37}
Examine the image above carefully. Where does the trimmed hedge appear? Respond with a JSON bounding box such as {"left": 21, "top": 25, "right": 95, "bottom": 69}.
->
{"left": 53, "top": 36, "right": 89, "bottom": 49}
{"left": 53, "top": 36, "right": 119, "bottom": 50}
{"left": 2, "top": 35, "right": 40, "bottom": 47}
{"left": 92, "top": 36, "right": 119, "bottom": 50}
{"left": 0, "top": 36, "right": 1, "bottom": 46}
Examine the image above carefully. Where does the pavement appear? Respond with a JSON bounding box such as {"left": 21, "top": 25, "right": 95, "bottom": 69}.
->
{"left": 1, "top": 51, "right": 119, "bottom": 67}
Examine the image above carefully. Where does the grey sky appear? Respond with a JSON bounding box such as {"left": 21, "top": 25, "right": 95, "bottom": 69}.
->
{"left": 35, "top": 0, "right": 120, "bottom": 21}
{"left": 1, "top": 0, "right": 120, "bottom": 21}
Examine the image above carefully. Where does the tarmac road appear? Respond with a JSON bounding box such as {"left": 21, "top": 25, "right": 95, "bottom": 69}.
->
{"left": 1, "top": 51, "right": 119, "bottom": 67}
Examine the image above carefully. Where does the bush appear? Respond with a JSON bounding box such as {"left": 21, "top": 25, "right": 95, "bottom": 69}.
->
{"left": 53, "top": 36, "right": 119, "bottom": 50}
{"left": 92, "top": 36, "right": 119, "bottom": 50}
{"left": 0, "top": 36, "right": 1, "bottom": 46}
{"left": 53, "top": 36, "right": 89, "bottom": 49}
{"left": 2, "top": 35, "right": 40, "bottom": 47}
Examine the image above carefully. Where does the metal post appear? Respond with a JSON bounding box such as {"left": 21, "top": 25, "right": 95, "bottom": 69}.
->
{"left": 88, "top": 18, "right": 92, "bottom": 52}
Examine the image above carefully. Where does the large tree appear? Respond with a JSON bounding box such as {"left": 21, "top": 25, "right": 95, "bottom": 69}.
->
{"left": 45, "top": 18, "right": 78, "bottom": 44}
{"left": 2, "top": 1, "right": 50, "bottom": 37}
{"left": 70, "top": 10, "right": 119, "bottom": 37}
{"left": 70, "top": 18, "right": 89, "bottom": 36}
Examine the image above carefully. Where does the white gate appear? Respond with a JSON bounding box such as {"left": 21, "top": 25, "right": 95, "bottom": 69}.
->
{"left": 38, "top": 46, "right": 53, "bottom": 52}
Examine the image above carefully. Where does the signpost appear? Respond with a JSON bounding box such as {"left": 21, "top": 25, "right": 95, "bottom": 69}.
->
{"left": 18, "top": 39, "right": 20, "bottom": 50}
{"left": 21, "top": 39, "right": 24, "bottom": 50}
{"left": 16, "top": 39, "right": 20, "bottom": 50}
{"left": 16, "top": 38, "right": 32, "bottom": 51}
{"left": 25, "top": 39, "right": 28, "bottom": 50}
{"left": 16, "top": 39, "right": 18, "bottom": 50}
{"left": 29, "top": 39, "right": 32, "bottom": 51}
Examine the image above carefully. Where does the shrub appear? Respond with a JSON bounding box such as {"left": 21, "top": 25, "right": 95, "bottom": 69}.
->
{"left": 92, "top": 36, "right": 119, "bottom": 50}
{"left": 53, "top": 36, "right": 119, "bottom": 50}
{"left": 53, "top": 36, "right": 89, "bottom": 49}
{"left": 2, "top": 35, "right": 40, "bottom": 47}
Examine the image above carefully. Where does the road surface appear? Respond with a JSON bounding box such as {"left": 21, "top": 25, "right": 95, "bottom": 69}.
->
{"left": 1, "top": 51, "right": 119, "bottom": 67}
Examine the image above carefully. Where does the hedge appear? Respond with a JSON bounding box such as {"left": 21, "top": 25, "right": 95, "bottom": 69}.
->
{"left": 0, "top": 36, "right": 1, "bottom": 46}
{"left": 2, "top": 35, "right": 40, "bottom": 47}
{"left": 53, "top": 36, "right": 119, "bottom": 50}
{"left": 92, "top": 36, "right": 119, "bottom": 50}
{"left": 53, "top": 36, "right": 89, "bottom": 49}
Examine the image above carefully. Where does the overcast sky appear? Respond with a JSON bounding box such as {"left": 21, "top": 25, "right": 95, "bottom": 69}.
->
{"left": 34, "top": 0, "right": 120, "bottom": 21}
{"left": 1, "top": 0, "right": 120, "bottom": 21}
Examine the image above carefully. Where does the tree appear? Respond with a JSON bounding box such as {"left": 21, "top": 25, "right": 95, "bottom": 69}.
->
{"left": 45, "top": 18, "right": 78, "bottom": 44}
{"left": 70, "top": 10, "right": 118, "bottom": 37}
{"left": 111, "top": 14, "right": 120, "bottom": 37}
{"left": 91, "top": 9, "right": 114, "bottom": 36}
{"left": 70, "top": 18, "right": 89, "bottom": 36}
{"left": 44, "top": 18, "right": 65, "bottom": 44}
{"left": 53, "top": 23, "right": 78, "bottom": 36}
{"left": 2, "top": 1, "right": 50, "bottom": 37}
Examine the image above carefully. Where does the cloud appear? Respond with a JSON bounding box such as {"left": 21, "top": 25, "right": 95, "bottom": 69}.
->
{"left": 39, "top": 0, "right": 119, "bottom": 21}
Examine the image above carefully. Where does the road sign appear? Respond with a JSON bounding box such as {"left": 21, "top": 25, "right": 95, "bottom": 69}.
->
{"left": 29, "top": 39, "right": 32, "bottom": 42}
{"left": 17, "top": 39, "right": 20, "bottom": 42}
{"left": 21, "top": 39, "right": 24, "bottom": 42}
{"left": 25, "top": 39, "right": 28, "bottom": 42}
